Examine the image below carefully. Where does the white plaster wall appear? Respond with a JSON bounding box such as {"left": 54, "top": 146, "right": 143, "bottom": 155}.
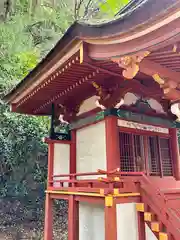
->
{"left": 53, "top": 143, "right": 70, "bottom": 187}
{"left": 145, "top": 224, "right": 158, "bottom": 240}
{"left": 116, "top": 203, "right": 138, "bottom": 240}
{"left": 76, "top": 121, "right": 106, "bottom": 179}
{"left": 77, "top": 96, "right": 96, "bottom": 116}
{"left": 79, "top": 202, "right": 105, "bottom": 240}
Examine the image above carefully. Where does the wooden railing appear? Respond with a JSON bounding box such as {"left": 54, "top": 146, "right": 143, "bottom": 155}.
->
{"left": 140, "top": 173, "right": 180, "bottom": 239}
{"left": 48, "top": 170, "right": 142, "bottom": 194}
{"left": 49, "top": 169, "right": 180, "bottom": 238}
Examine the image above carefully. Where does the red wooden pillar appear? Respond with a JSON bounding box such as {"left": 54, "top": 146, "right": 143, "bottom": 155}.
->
{"left": 68, "top": 196, "right": 79, "bottom": 240}
{"left": 137, "top": 212, "right": 146, "bottom": 240}
{"left": 169, "top": 128, "right": 180, "bottom": 180}
{"left": 70, "top": 130, "right": 76, "bottom": 174}
{"left": 44, "top": 193, "right": 53, "bottom": 240}
{"left": 68, "top": 131, "right": 78, "bottom": 240}
{"left": 105, "top": 197, "right": 117, "bottom": 240}
{"left": 47, "top": 143, "right": 54, "bottom": 188}
{"left": 105, "top": 116, "right": 120, "bottom": 171}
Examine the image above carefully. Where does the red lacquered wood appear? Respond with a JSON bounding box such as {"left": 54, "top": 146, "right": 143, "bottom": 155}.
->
{"left": 44, "top": 193, "right": 53, "bottom": 240}
{"left": 169, "top": 128, "right": 180, "bottom": 180}
{"left": 48, "top": 143, "right": 54, "bottom": 187}
{"left": 45, "top": 137, "right": 71, "bottom": 144}
{"left": 70, "top": 130, "right": 76, "bottom": 174}
{"left": 105, "top": 200, "right": 117, "bottom": 240}
{"left": 137, "top": 211, "right": 146, "bottom": 240}
{"left": 68, "top": 196, "right": 79, "bottom": 240}
{"left": 105, "top": 116, "right": 120, "bottom": 171}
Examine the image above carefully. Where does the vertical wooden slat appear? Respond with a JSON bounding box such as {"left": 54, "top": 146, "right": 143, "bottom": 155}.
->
{"left": 169, "top": 128, "right": 180, "bottom": 180}
{"left": 143, "top": 136, "right": 149, "bottom": 176}
{"left": 157, "top": 136, "right": 163, "bottom": 177}
{"left": 68, "top": 196, "right": 79, "bottom": 240}
{"left": 132, "top": 134, "right": 136, "bottom": 171}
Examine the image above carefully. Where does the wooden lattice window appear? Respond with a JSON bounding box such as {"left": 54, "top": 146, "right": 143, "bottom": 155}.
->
{"left": 119, "top": 131, "right": 173, "bottom": 177}
{"left": 159, "top": 138, "right": 173, "bottom": 176}
{"left": 120, "top": 132, "right": 144, "bottom": 172}
{"left": 148, "top": 136, "right": 161, "bottom": 176}
{"left": 119, "top": 132, "right": 134, "bottom": 172}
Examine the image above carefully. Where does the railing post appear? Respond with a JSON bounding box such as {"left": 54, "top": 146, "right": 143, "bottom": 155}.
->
{"left": 169, "top": 128, "right": 180, "bottom": 180}
{"left": 68, "top": 195, "right": 79, "bottom": 240}
{"left": 48, "top": 143, "right": 54, "bottom": 188}
{"left": 44, "top": 193, "right": 53, "bottom": 240}
{"left": 105, "top": 196, "right": 117, "bottom": 240}
{"left": 137, "top": 211, "right": 146, "bottom": 240}
{"left": 70, "top": 130, "right": 76, "bottom": 187}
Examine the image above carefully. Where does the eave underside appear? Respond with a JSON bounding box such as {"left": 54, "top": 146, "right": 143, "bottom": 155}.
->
{"left": 4, "top": 0, "right": 180, "bottom": 116}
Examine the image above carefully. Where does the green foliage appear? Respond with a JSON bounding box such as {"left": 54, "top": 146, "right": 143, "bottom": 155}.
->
{"left": 0, "top": 102, "right": 48, "bottom": 197}
{"left": 0, "top": 0, "right": 73, "bottom": 229}
{"left": 99, "top": 0, "right": 130, "bottom": 16}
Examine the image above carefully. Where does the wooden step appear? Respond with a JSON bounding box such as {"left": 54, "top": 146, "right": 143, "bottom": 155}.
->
{"left": 144, "top": 212, "right": 152, "bottom": 222}
{"left": 136, "top": 203, "right": 145, "bottom": 212}
{"left": 151, "top": 221, "right": 160, "bottom": 232}
{"left": 159, "top": 232, "right": 168, "bottom": 240}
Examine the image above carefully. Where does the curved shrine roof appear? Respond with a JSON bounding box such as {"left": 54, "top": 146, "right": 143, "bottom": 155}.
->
{"left": 4, "top": 0, "right": 180, "bottom": 116}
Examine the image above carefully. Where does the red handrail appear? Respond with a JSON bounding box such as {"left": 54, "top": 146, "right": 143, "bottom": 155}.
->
{"left": 140, "top": 173, "right": 180, "bottom": 239}
{"left": 53, "top": 170, "right": 144, "bottom": 178}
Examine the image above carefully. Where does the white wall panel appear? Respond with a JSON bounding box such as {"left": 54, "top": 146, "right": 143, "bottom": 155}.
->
{"left": 145, "top": 224, "right": 158, "bottom": 240}
{"left": 116, "top": 203, "right": 138, "bottom": 240}
{"left": 53, "top": 143, "right": 70, "bottom": 187}
{"left": 76, "top": 121, "right": 106, "bottom": 179}
{"left": 79, "top": 202, "right": 104, "bottom": 240}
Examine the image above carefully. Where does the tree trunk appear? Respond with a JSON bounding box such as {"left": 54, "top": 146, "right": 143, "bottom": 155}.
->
{"left": 4, "top": 0, "right": 12, "bottom": 20}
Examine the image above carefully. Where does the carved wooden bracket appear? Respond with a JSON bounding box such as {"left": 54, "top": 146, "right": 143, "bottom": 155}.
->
{"left": 91, "top": 81, "right": 124, "bottom": 109}
{"left": 55, "top": 103, "right": 80, "bottom": 124}
{"left": 91, "top": 79, "right": 163, "bottom": 110}
{"left": 152, "top": 74, "right": 178, "bottom": 95}
{"left": 112, "top": 51, "right": 150, "bottom": 79}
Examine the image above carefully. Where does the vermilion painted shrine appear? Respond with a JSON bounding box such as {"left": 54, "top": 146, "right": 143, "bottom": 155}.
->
{"left": 4, "top": 1, "right": 180, "bottom": 240}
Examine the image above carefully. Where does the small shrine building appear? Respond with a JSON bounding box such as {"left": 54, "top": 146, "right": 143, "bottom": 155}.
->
{"left": 4, "top": 1, "right": 180, "bottom": 240}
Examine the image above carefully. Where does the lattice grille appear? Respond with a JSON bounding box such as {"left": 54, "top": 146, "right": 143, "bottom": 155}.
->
{"left": 120, "top": 132, "right": 144, "bottom": 172}
{"left": 120, "top": 131, "right": 173, "bottom": 176}
{"left": 148, "top": 136, "right": 161, "bottom": 176}
{"left": 120, "top": 132, "right": 134, "bottom": 172}
{"left": 160, "top": 138, "right": 173, "bottom": 176}
{"left": 134, "top": 135, "right": 144, "bottom": 171}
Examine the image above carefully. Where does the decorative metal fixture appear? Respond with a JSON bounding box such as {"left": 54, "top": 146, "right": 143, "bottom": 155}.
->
{"left": 114, "top": 98, "right": 124, "bottom": 109}
{"left": 59, "top": 114, "right": 69, "bottom": 125}
{"left": 171, "top": 102, "right": 180, "bottom": 121}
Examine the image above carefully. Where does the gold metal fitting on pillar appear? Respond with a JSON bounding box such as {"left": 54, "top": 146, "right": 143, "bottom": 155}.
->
{"left": 105, "top": 196, "right": 113, "bottom": 207}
